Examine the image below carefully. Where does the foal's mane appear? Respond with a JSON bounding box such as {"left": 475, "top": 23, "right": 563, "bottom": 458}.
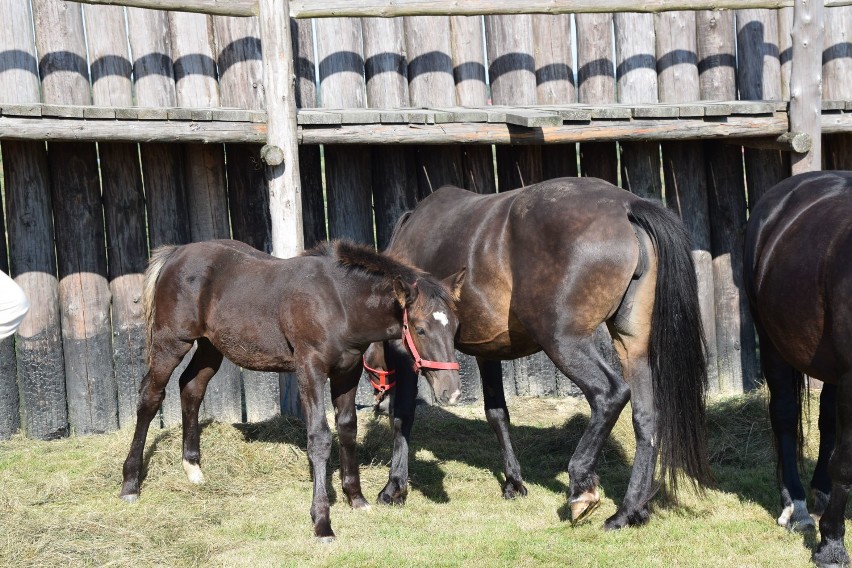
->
{"left": 304, "top": 240, "right": 454, "bottom": 308}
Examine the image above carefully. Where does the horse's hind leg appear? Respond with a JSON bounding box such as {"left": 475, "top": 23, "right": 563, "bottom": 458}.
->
{"left": 759, "top": 326, "right": 814, "bottom": 531}
{"left": 478, "top": 357, "right": 527, "bottom": 499}
{"left": 813, "top": 373, "right": 852, "bottom": 568}
{"left": 178, "top": 337, "right": 224, "bottom": 485}
{"left": 541, "top": 333, "right": 630, "bottom": 525}
{"left": 120, "top": 338, "right": 192, "bottom": 501}
{"left": 331, "top": 367, "right": 369, "bottom": 510}
{"left": 811, "top": 383, "right": 836, "bottom": 521}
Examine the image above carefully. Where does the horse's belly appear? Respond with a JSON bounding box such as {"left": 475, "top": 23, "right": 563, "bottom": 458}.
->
{"left": 208, "top": 331, "right": 296, "bottom": 372}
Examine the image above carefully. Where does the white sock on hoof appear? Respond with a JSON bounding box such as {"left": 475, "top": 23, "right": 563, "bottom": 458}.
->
{"left": 182, "top": 459, "right": 206, "bottom": 484}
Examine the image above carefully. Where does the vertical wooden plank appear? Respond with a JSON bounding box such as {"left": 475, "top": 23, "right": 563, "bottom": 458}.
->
{"left": 737, "top": 9, "right": 789, "bottom": 207}
{"left": 789, "top": 0, "right": 824, "bottom": 175}
{"left": 614, "top": 12, "right": 662, "bottom": 198}
{"left": 84, "top": 3, "right": 148, "bottom": 428}
{"left": 127, "top": 6, "right": 190, "bottom": 427}
{"left": 656, "top": 10, "right": 719, "bottom": 393}
{"left": 778, "top": 7, "right": 794, "bottom": 100}
{"left": 0, "top": 0, "right": 67, "bottom": 437}
{"left": 533, "top": 14, "right": 579, "bottom": 180}
{"left": 486, "top": 14, "right": 554, "bottom": 399}
{"left": 406, "top": 15, "right": 464, "bottom": 199}
{"left": 316, "top": 17, "right": 373, "bottom": 244}
{"left": 450, "top": 15, "right": 495, "bottom": 194}
{"left": 698, "top": 9, "right": 759, "bottom": 393}
{"left": 214, "top": 10, "right": 282, "bottom": 423}
{"left": 34, "top": 0, "right": 118, "bottom": 435}
{"left": 364, "top": 17, "right": 416, "bottom": 249}
{"left": 0, "top": 179, "right": 19, "bottom": 439}
{"left": 486, "top": 14, "right": 542, "bottom": 191}
{"left": 576, "top": 13, "right": 618, "bottom": 185}
{"left": 821, "top": 6, "right": 852, "bottom": 169}
{"left": 292, "top": 18, "right": 326, "bottom": 249}
{"left": 170, "top": 10, "right": 242, "bottom": 424}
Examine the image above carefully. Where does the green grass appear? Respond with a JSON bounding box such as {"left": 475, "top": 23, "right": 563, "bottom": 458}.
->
{"left": 0, "top": 390, "right": 841, "bottom": 567}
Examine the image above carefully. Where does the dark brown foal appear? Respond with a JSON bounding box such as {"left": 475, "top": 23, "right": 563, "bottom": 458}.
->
{"left": 120, "top": 239, "right": 464, "bottom": 541}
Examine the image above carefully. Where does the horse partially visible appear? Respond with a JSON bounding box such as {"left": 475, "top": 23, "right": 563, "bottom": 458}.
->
{"left": 744, "top": 170, "right": 852, "bottom": 567}
{"left": 119, "top": 239, "right": 464, "bottom": 541}
{"left": 365, "top": 177, "right": 713, "bottom": 529}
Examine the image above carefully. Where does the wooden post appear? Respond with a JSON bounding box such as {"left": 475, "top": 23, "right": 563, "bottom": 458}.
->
{"left": 0, "top": 186, "right": 18, "bottom": 439}
{"left": 789, "top": 0, "right": 825, "bottom": 174}
{"left": 363, "top": 16, "right": 416, "bottom": 249}
{"left": 698, "top": 9, "right": 759, "bottom": 393}
{"left": 485, "top": 14, "right": 557, "bottom": 399}
{"left": 534, "top": 14, "right": 579, "bottom": 180}
{"left": 486, "top": 14, "right": 543, "bottom": 191}
{"left": 215, "top": 10, "right": 282, "bottom": 422}
{"left": 292, "top": 18, "right": 327, "bottom": 249}
{"left": 84, "top": 3, "right": 149, "bottom": 428}
{"left": 34, "top": 0, "right": 118, "bottom": 435}
{"left": 737, "top": 9, "right": 789, "bottom": 207}
{"left": 170, "top": 10, "right": 242, "bottom": 423}
{"left": 0, "top": 0, "right": 66, "bottom": 440}
{"left": 315, "top": 17, "right": 374, "bottom": 244}
{"left": 450, "top": 15, "right": 496, "bottom": 194}
{"left": 656, "top": 10, "right": 719, "bottom": 392}
{"left": 406, "top": 15, "right": 464, "bottom": 199}
{"left": 614, "top": 12, "right": 662, "bottom": 198}
{"left": 127, "top": 5, "right": 191, "bottom": 427}
{"left": 576, "top": 13, "right": 618, "bottom": 185}
{"left": 822, "top": 6, "right": 852, "bottom": 169}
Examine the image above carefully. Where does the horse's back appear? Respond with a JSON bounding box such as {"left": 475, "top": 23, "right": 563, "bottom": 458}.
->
{"left": 746, "top": 171, "right": 852, "bottom": 380}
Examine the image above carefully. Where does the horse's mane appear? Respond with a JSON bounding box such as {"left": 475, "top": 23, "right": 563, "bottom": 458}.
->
{"left": 303, "top": 240, "right": 454, "bottom": 309}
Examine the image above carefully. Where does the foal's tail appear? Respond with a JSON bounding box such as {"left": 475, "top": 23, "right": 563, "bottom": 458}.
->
{"left": 142, "top": 245, "right": 179, "bottom": 365}
{"left": 628, "top": 200, "right": 713, "bottom": 496}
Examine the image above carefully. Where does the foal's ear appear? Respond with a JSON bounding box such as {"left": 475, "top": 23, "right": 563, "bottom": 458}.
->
{"left": 443, "top": 267, "right": 466, "bottom": 302}
{"left": 392, "top": 276, "right": 418, "bottom": 307}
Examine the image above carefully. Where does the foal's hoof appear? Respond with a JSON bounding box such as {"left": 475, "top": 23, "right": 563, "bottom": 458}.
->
{"left": 182, "top": 460, "right": 206, "bottom": 485}
{"left": 316, "top": 535, "right": 336, "bottom": 544}
{"left": 119, "top": 493, "right": 139, "bottom": 504}
{"left": 502, "top": 480, "right": 528, "bottom": 500}
{"left": 778, "top": 499, "right": 815, "bottom": 532}
{"left": 377, "top": 491, "right": 406, "bottom": 506}
{"left": 350, "top": 496, "right": 372, "bottom": 511}
{"left": 604, "top": 507, "right": 650, "bottom": 530}
{"left": 569, "top": 489, "right": 601, "bottom": 526}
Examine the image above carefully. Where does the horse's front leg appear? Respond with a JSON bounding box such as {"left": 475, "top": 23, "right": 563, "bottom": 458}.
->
{"left": 378, "top": 342, "right": 419, "bottom": 506}
{"left": 298, "top": 356, "right": 335, "bottom": 541}
{"left": 814, "top": 374, "right": 852, "bottom": 568}
{"left": 331, "top": 368, "right": 369, "bottom": 510}
{"left": 478, "top": 357, "right": 527, "bottom": 499}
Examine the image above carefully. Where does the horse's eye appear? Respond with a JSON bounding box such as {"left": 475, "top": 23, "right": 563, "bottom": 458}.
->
{"left": 416, "top": 327, "right": 426, "bottom": 336}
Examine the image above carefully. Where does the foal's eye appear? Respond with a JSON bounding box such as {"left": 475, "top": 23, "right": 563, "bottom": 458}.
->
{"left": 416, "top": 327, "right": 426, "bottom": 336}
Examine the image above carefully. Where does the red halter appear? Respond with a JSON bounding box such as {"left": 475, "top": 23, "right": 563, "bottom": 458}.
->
{"left": 363, "top": 306, "right": 460, "bottom": 397}
{"left": 401, "top": 308, "right": 460, "bottom": 373}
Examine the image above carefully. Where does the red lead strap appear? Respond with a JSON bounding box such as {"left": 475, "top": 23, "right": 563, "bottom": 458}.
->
{"left": 402, "top": 309, "right": 461, "bottom": 373}
{"left": 362, "top": 356, "right": 396, "bottom": 394}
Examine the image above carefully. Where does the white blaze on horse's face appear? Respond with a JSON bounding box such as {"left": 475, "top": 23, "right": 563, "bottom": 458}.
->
{"left": 433, "top": 311, "right": 449, "bottom": 327}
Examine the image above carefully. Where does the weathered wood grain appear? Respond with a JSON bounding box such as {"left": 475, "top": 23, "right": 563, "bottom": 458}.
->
{"left": 788, "top": 0, "right": 824, "bottom": 174}
{"left": 821, "top": 6, "right": 852, "bottom": 169}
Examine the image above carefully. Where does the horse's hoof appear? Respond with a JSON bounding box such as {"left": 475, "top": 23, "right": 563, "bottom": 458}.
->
{"left": 569, "top": 489, "right": 601, "bottom": 526}
{"left": 605, "top": 507, "right": 649, "bottom": 530}
{"left": 119, "top": 493, "right": 139, "bottom": 503}
{"left": 779, "top": 499, "right": 814, "bottom": 532}
{"left": 350, "top": 497, "right": 371, "bottom": 511}
{"left": 317, "top": 535, "right": 336, "bottom": 544}
{"left": 182, "top": 459, "right": 206, "bottom": 485}
{"left": 502, "top": 481, "right": 528, "bottom": 500}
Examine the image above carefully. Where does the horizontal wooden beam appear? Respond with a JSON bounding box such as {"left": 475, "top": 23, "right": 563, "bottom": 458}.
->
{"left": 730, "top": 131, "right": 812, "bottom": 152}
{"left": 64, "top": 0, "right": 258, "bottom": 17}
{"left": 64, "top": 0, "right": 852, "bottom": 18}
{"left": 289, "top": 0, "right": 852, "bottom": 18}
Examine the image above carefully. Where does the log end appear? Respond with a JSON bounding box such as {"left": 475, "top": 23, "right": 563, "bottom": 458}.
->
{"left": 261, "top": 144, "right": 286, "bottom": 166}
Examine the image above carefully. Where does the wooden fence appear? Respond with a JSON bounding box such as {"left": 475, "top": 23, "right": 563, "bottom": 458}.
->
{"left": 0, "top": 0, "right": 850, "bottom": 439}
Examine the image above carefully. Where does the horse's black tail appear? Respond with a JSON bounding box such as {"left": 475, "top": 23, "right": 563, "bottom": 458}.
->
{"left": 628, "top": 199, "right": 713, "bottom": 496}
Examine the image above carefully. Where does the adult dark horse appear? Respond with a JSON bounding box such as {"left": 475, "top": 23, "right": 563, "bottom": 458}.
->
{"left": 365, "top": 177, "right": 712, "bottom": 529}
{"left": 744, "top": 171, "right": 852, "bottom": 567}
{"left": 119, "top": 239, "right": 464, "bottom": 541}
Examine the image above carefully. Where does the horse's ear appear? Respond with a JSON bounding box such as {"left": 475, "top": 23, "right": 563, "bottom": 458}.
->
{"left": 392, "top": 276, "right": 417, "bottom": 307}
{"left": 443, "top": 267, "right": 466, "bottom": 302}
